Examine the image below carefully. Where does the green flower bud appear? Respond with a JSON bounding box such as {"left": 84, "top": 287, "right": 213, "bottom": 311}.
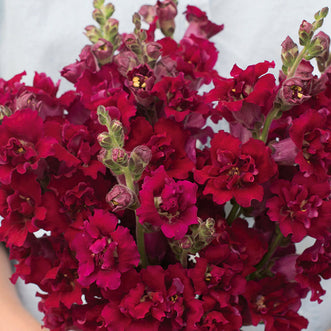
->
{"left": 314, "top": 7, "right": 329, "bottom": 21}
{"left": 97, "top": 132, "right": 113, "bottom": 149}
{"left": 104, "top": 18, "right": 119, "bottom": 43}
{"left": 111, "top": 148, "right": 128, "bottom": 167}
{"left": 85, "top": 25, "right": 102, "bottom": 44}
{"left": 298, "top": 20, "right": 314, "bottom": 46}
{"left": 109, "top": 119, "right": 124, "bottom": 147}
{"left": 93, "top": 0, "right": 105, "bottom": 9}
{"left": 128, "top": 145, "right": 152, "bottom": 180}
{"left": 93, "top": 8, "right": 106, "bottom": 25}
{"left": 0, "top": 105, "right": 12, "bottom": 122}
{"left": 101, "top": 150, "right": 124, "bottom": 175}
{"left": 104, "top": 3, "right": 115, "bottom": 19}
{"left": 281, "top": 36, "right": 299, "bottom": 70}
{"left": 97, "top": 105, "right": 111, "bottom": 126}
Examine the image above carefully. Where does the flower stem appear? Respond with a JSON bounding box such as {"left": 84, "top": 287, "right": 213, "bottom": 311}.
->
{"left": 226, "top": 202, "right": 241, "bottom": 225}
{"left": 180, "top": 251, "right": 188, "bottom": 269}
{"left": 123, "top": 169, "right": 148, "bottom": 268}
{"left": 259, "top": 104, "right": 281, "bottom": 142}
{"left": 250, "top": 227, "right": 284, "bottom": 278}
{"left": 287, "top": 45, "right": 309, "bottom": 78}
{"left": 136, "top": 220, "right": 148, "bottom": 268}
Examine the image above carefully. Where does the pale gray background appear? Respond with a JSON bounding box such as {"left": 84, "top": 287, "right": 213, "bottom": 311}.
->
{"left": 0, "top": 0, "right": 331, "bottom": 330}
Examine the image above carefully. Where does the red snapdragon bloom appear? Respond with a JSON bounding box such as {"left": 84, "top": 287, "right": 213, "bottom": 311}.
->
{"left": 152, "top": 72, "right": 212, "bottom": 124}
{"left": 290, "top": 108, "right": 331, "bottom": 179}
{"left": 189, "top": 258, "right": 243, "bottom": 330}
{"left": 296, "top": 238, "right": 331, "bottom": 303}
{"left": 184, "top": 6, "right": 224, "bottom": 39}
{"left": 102, "top": 264, "right": 203, "bottom": 331}
{"left": 266, "top": 174, "right": 331, "bottom": 242}
{"left": 243, "top": 275, "right": 308, "bottom": 331}
{"left": 137, "top": 166, "right": 198, "bottom": 240}
{"left": 195, "top": 131, "right": 277, "bottom": 207}
{"left": 126, "top": 117, "right": 195, "bottom": 179}
{"left": 126, "top": 64, "right": 156, "bottom": 107}
{"left": 0, "top": 109, "right": 56, "bottom": 185}
{"left": 0, "top": 72, "right": 26, "bottom": 107}
{"left": 207, "top": 62, "right": 276, "bottom": 135}
{"left": 69, "top": 209, "right": 140, "bottom": 290}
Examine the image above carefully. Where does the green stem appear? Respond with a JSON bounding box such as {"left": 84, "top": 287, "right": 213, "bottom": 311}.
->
{"left": 180, "top": 251, "right": 188, "bottom": 269}
{"left": 136, "top": 220, "right": 148, "bottom": 268}
{"left": 287, "top": 45, "right": 309, "bottom": 78}
{"left": 123, "top": 169, "right": 148, "bottom": 268}
{"left": 253, "top": 227, "right": 283, "bottom": 274}
{"left": 259, "top": 105, "right": 281, "bottom": 142}
{"left": 226, "top": 202, "right": 241, "bottom": 225}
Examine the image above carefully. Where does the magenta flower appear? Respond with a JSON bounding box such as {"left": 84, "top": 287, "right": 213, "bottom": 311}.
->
{"left": 136, "top": 166, "right": 198, "bottom": 240}
{"left": 70, "top": 209, "right": 140, "bottom": 290}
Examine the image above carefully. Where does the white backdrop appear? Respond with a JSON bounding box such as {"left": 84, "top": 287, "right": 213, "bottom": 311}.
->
{"left": 1, "top": 0, "right": 331, "bottom": 330}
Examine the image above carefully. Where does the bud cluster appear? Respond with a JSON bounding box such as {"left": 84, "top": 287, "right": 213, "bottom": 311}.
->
{"left": 281, "top": 7, "right": 330, "bottom": 76}
{"left": 85, "top": 0, "right": 120, "bottom": 50}
{"left": 169, "top": 217, "right": 216, "bottom": 262}
{"left": 97, "top": 105, "right": 151, "bottom": 210}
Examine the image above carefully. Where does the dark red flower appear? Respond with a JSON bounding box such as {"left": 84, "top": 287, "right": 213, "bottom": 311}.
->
{"left": 137, "top": 166, "right": 198, "bottom": 240}
{"left": 243, "top": 275, "right": 308, "bottom": 330}
{"left": 0, "top": 109, "right": 56, "bottom": 184}
{"left": 184, "top": 5, "right": 224, "bottom": 39}
{"left": 195, "top": 131, "right": 277, "bottom": 207}
{"left": 69, "top": 209, "right": 140, "bottom": 290}
{"left": 152, "top": 73, "right": 212, "bottom": 124}
{"left": 290, "top": 108, "right": 331, "bottom": 178}
{"left": 102, "top": 264, "right": 203, "bottom": 331}
{"left": 266, "top": 174, "right": 331, "bottom": 242}
{"left": 296, "top": 238, "right": 331, "bottom": 302}
{"left": 207, "top": 61, "right": 276, "bottom": 128}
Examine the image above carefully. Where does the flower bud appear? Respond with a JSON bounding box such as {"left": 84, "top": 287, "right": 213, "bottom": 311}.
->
{"left": 281, "top": 36, "right": 298, "bottom": 69}
{"left": 139, "top": 5, "right": 156, "bottom": 24}
{"left": 109, "top": 119, "right": 124, "bottom": 147}
{"left": 309, "top": 31, "right": 330, "bottom": 59}
{"left": 298, "top": 20, "right": 314, "bottom": 46}
{"left": 0, "top": 105, "right": 12, "bottom": 122}
{"left": 132, "top": 12, "right": 141, "bottom": 31}
{"left": 146, "top": 42, "right": 162, "bottom": 60}
{"left": 104, "top": 18, "right": 119, "bottom": 44}
{"left": 179, "top": 236, "right": 193, "bottom": 250}
{"left": 93, "top": 0, "right": 105, "bottom": 9}
{"left": 156, "top": 0, "right": 177, "bottom": 37}
{"left": 101, "top": 150, "right": 124, "bottom": 175}
{"left": 106, "top": 184, "right": 136, "bottom": 211}
{"left": 111, "top": 148, "right": 128, "bottom": 166}
{"left": 97, "top": 105, "right": 111, "bottom": 126}
{"left": 314, "top": 7, "right": 329, "bottom": 20}
{"left": 97, "top": 132, "right": 112, "bottom": 149}
{"left": 85, "top": 25, "right": 102, "bottom": 44}
{"left": 128, "top": 145, "right": 152, "bottom": 179}
{"left": 93, "top": 8, "right": 106, "bottom": 25}
{"left": 103, "top": 3, "right": 115, "bottom": 19}
{"left": 92, "top": 38, "right": 113, "bottom": 65}
{"left": 97, "top": 147, "right": 107, "bottom": 163}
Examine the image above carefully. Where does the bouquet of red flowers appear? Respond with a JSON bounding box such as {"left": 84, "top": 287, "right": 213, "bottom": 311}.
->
{"left": 0, "top": 1, "right": 331, "bottom": 330}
